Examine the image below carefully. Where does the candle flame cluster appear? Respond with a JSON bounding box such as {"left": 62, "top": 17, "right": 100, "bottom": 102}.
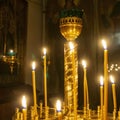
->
{"left": 14, "top": 39, "right": 119, "bottom": 120}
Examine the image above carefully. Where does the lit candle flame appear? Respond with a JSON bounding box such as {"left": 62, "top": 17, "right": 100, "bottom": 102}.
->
{"left": 82, "top": 60, "right": 87, "bottom": 68}
{"left": 32, "top": 61, "right": 36, "bottom": 70}
{"left": 69, "top": 42, "right": 74, "bottom": 51}
{"left": 56, "top": 100, "right": 61, "bottom": 112}
{"left": 100, "top": 76, "right": 104, "bottom": 86}
{"left": 9, "top": 49, "right": 13, "bottom": 53}
{"left": 22, "top": 96, "right": 27, "bottom": 108}
{"left": 43, "top": 48, "right": 47, "bottom": 55}
{"left": 110, "top": 75, "right": 115, "bottom": 84}
{"left": 102, "top": 39, "right": 107, "bottom": 50}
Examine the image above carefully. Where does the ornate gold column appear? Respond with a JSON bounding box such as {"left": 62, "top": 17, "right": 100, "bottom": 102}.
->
{"left": 59, "top": 8, "right": 83, "bottom": 119}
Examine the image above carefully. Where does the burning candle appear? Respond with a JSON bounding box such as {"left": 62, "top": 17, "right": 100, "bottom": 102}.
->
{"left": 102, "top": 39, "right": 108, "bottom": 120}
{"left": 56, "top": 100, "right": 62, "bottom": 112}
{"left": 82, "top": 60, "right": 87, "bottom": 109}
{"left": 22, "top": 96, "right": 27, "bottom": 120}
{"left": 56, "top": 100, "right": 62, "bottom": 120}
{"left": 32, "top": 61, "right": 37, "bottom": 114}
{"left": 43, "top": 48, "right": 48, "bottom": 119}
{"left": 82, "top": 60, "right": 89, "bottom": 109}
{"left": 110, "top": 75, "right": 117, "bottom": 111}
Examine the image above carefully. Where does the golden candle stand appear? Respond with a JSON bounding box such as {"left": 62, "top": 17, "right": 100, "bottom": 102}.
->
{"left": 13, "top": 5, "right": 120, "bottom": 120}
{"left": 13, "top": 101, "right": 120, "bottom": 120}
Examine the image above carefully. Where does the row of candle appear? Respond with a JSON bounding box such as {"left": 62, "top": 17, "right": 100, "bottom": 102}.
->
{"left": 31, "top": 48, "right": 47, "bottom": 119}
{"left": 14, "top": 48, "right": 47, "bottom": 120}
{"left": 16, "top": 96, "right": 62, "bottom": 120}
{"left": 82, "top": 61, "right": 117, "bottom": 110}
{"left": 16, "top": 39, "right": 113, "bottom": 120}
{"left": 69, "top": 41, "right": 110, "bottom": 119}
{"left": 68, "top": 40, "right": 112, "bottom": 120}
{"left": 100, "top": 74, "right": 117, "bottom": 118}
{"left": 17, "top": 48, "right": 63, "bottom": 120}
{"left": 14, "top": 96, "right": 27, "bottom": 120}
{"left": 81, "top": 39, "right": 115, "bottom": 120}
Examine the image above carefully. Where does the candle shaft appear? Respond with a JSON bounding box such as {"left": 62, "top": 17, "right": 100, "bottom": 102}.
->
{"left": 22, "top": 109, "right": 27, "bottom": 120}
{"left": 100, "top": 85, "right": 103, "bottom": 118}
{"left": 112, "top": 84, "right": 117, "bottom": 110}
{"left": 100, "top": 86, "right": 103, "bottom": 109}
{"left": 84, "top": 68, "right": 87, "bottom": 108}
{"left": 58, "top": 112, "right": 62, "bottom": 120}
{"left": 32, "top": 70, "right": 37, "bottom": 113}
{"left": 44, "top": 55, "right": 48, "bottom": 118}
{"left": 86, "top": 77, "right": 89, "bottom": 107}
{"left": 103, "top": 50, "right": 108, "bottom": 120}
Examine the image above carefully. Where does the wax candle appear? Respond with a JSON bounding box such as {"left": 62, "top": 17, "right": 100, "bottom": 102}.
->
{"left": 110, "top": 75, "right": 117, "bottom": 111}
{"left": 102, "top": 40, "right": 108, "bottom": 120}
{"left": 32, "top": 61, "right": 37, "bottom": 114}
{"left": 22, "top": 96, "right": 27, "bottom": 120}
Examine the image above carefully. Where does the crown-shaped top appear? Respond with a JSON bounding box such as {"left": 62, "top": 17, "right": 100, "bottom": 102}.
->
{"left": 59, "top": 0, "right": 84, "bottom": 41}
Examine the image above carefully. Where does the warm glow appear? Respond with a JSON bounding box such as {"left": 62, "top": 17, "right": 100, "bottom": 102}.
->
{"left": 82, "top": 60, "right": 87, "bottom": 68}
{"left": 100, "top": 76, "right": 104, "bottom": 86}
{"left": 110, "top": 75, "right": 115, "bottom": 84}
{"left": 43, "top": 48, "right": 47, "bottom": 55}
{"left": 32, "top": 61, "right": 36, "bottom": 70}
{"left": 9, "top": 49, "right": 14, "bottom": 53}
{"left": 69, "top": 42, "right": 74, "bottom": 51}
{"left": 56, "top": 100, "right": 61, "bottom": 112}
{"left": 22, "top": 96, "right": 27, "bottom": 108}
{"left": 102, "top": 39, "right": 107, "bottom": 50}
